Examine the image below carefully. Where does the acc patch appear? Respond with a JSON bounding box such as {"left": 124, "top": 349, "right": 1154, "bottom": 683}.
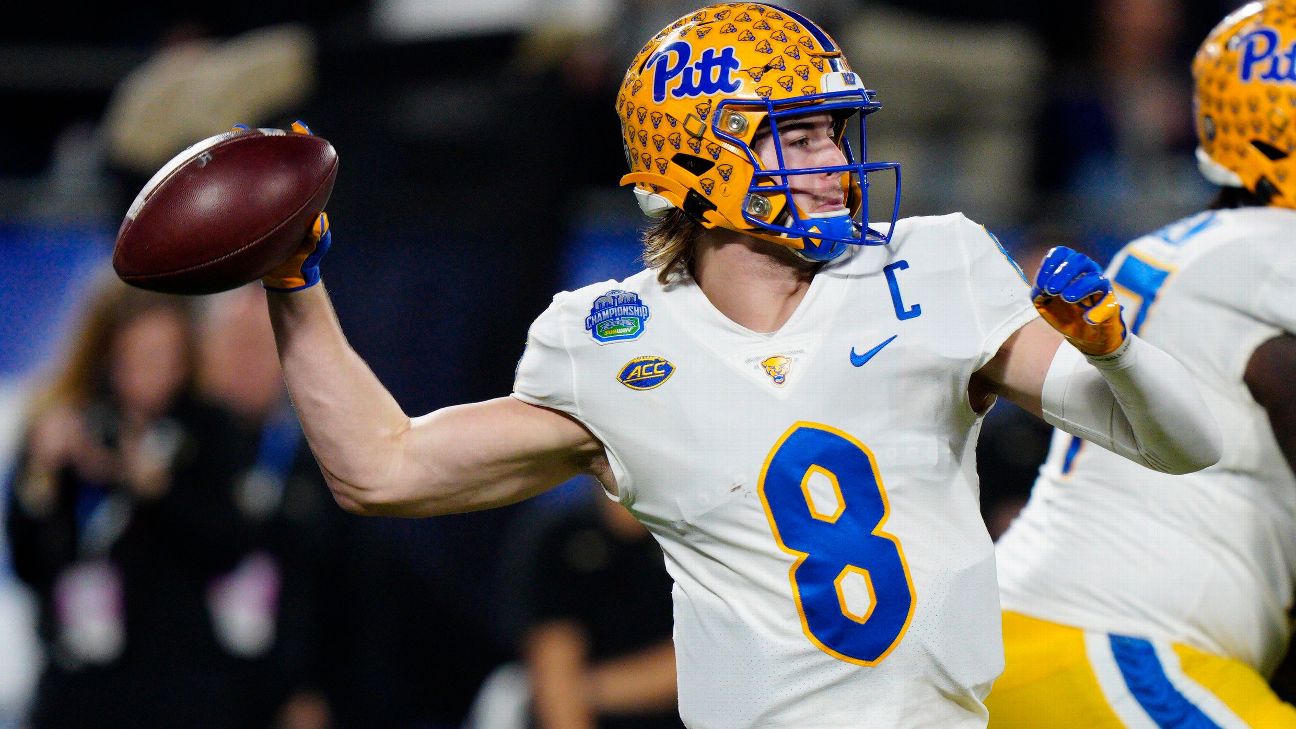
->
{"left": 617, "top": 356, "right": 675, "bottom": 390}
{"left": 585, "top": 290, "right": 650, "bottom": 343}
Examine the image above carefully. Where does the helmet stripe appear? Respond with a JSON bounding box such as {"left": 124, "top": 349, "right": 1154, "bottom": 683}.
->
{"left": 769, "top": 4, "right": 842, "bottom": 70}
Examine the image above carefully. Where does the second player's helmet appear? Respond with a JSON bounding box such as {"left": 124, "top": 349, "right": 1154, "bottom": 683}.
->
{"left": 1193, "top": 1, "right": 1296, "bottom": 207}
{"left": 617, "top": 4, "right": 901, "bottom": 261}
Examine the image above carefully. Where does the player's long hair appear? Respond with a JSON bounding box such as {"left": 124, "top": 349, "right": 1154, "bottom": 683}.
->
{"left": 1210, "top": 186, "right": 1270, "bottom": 210}
{"left": 25, "top": 269, "right": 198, "bottom": 421}
{"left": 642, "top": 208, "right": 702, "bottom": 284}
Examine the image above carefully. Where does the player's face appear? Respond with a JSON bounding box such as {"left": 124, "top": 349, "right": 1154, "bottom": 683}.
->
{"left": 751, "top": 111, "right": 849, "bottom": 215}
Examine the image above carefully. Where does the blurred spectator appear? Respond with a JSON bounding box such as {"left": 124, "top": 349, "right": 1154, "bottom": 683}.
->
{"left": 196, "top": 284, "right": 340, "bottom": 729}
{"left": 199, "top": 284, "right": 507, "bottom": 729}
{"left": 0, "top": 361, "right": 40, "bottom": 729}
{"left": 486, "top": 479, "right": 681, "bottom": 729}
{"left": 841, "top": 4, "right": 1046, "bottom": 229}
{"left": 101, "top": 23, "right": 317, "bottom": 184}
{"left": 4, "top": 273, "right": 261, "bottom": 729}
{"left": 1033, "top": 0, "right": 1213, "bottom": 251}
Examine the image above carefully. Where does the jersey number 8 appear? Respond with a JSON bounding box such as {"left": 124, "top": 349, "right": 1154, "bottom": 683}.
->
{"left": 758, "top": 423, "right": 916, "bottom": 665}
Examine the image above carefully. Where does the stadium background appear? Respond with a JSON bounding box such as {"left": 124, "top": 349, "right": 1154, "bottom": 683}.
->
{"left": 0, "top": 0, "right": 1256, "bottom": 726}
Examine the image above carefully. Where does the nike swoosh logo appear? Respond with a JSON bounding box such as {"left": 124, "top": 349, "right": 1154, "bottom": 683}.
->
{"left": 850, "top": 335, "right": 898, "bottom": 367}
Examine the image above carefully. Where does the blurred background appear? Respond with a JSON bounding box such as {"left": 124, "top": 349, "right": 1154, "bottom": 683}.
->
{"left": 0, "top": 0, "right": 1251, "bottom": 727}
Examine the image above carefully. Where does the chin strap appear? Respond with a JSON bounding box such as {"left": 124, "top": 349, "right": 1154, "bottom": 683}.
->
{"left": 802, "top": 212, "right": 860, "bottom": 239}
{"left": 620, "top": 173, "right": 857, "bottom": 262}
{"left": 790, "top": 213, "right": 855, "bottom": 261}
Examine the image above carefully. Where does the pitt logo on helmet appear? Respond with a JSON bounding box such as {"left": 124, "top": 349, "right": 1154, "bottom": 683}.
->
{"left": 617, "top": 356, "right": 676, "bottom": 390}
{"left": 648, "top": 41, "right": 742, "bottom": 103}
{"left": 1237, "top": 27, "right": 1296, "bottom": 82}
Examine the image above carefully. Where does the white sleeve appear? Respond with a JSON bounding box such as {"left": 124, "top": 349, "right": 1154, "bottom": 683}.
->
{"left": 1252, "top": 256, "right": 1296, "bottom": 335}
{"left": 957, "top": 217, "right": 1040, "bottom": 370}
{"left": 1041, "top": 335, "right": 1222, "bottom": 474}
{"left": 512, "top": 296, "right": 578, "bottom": 417}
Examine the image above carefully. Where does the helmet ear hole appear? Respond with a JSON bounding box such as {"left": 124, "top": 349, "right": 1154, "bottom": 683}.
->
{"left": 1251, "top": 140, "right": 1290, "bottom": 161}
{"left": 1254, "top": 177, "right": 1280, "bottom": 204}
{"left": 682, "top": 189, "right": 718, "bottom": 221}
{"left": 672, "top": 154, "right": 716, "bottom": 176}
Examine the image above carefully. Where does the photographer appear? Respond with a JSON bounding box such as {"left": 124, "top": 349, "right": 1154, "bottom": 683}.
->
{"left": 6, "top": 273, "right": 259, "bottom": 729}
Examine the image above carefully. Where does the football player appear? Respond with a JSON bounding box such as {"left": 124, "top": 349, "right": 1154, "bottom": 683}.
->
{"left": 262, "top": 5, "right": 1221, "bottom": 727}
{"left": 990, "top": 2, "right": 1296, "bottom": 726}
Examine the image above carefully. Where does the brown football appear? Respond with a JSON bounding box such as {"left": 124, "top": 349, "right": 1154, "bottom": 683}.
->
{"left": 113, "top": 128, "right": 338, "bottom": 295}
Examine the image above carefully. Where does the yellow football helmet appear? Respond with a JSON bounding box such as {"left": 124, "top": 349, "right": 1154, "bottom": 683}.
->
{"left": 1193, "top": 1, "right": 1296, "bottom": 207}
{"left": 617, "top": 3, "right": 901, "bottom": 261}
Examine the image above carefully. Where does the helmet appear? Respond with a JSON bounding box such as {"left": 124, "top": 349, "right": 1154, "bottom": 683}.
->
{"left": 617, "top": 3, "right": 901, "bottom": 261}
{"left": 1193, "top": 1, "right": 1296, "bottom": 207}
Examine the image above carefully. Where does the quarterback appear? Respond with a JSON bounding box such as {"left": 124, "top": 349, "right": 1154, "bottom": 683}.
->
{"left": 990, "top": 3, "right": 1296, "bottom": 727}
{"left": 261, "top": 5, "right": 1220, "bottom": 728}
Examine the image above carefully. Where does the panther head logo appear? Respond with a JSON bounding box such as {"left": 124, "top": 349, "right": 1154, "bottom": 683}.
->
{"left": 760, "top": 355, "right": 792, "bottom": 385}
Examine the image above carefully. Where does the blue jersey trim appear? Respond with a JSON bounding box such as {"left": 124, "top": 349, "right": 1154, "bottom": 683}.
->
{"left": 1061, "top": 436, "right": 1084, "bottom": 474}
{"left": 1112, "top": 255, "right": 1171, "bottom": 335}
{"left": 1109, "top": 634, "right": 1222, "bottom": 728}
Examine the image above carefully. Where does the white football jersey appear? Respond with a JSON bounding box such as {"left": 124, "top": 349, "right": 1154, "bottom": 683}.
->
{"left": 513, "top": 213, "right": 1037, "bottom": 728}
{"left": 997, "top": 207, "right": 1296, "bottom": 675}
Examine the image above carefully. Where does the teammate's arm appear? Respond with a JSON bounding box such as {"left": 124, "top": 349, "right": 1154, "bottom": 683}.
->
{"left": 525, "top": 621, "right": 597, "bottom": 729}
{"left": 973, "top": 246, "right": 1221, "bottom": 475}
{"left": 266, "top": 283, "right": 606, "bottom": 517}
{"left": 524, "top": 621, "right": 677, "bottom": 727}
{"left": 1244, "top": 333, "right": 1296, "bottom": 476}
{"left": 586, "top": 639, "right": 678, "bottom": 715}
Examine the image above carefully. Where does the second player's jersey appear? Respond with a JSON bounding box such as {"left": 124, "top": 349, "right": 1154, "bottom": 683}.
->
{"left": 997, "top": 207, "right": 1296, "bottom": 675}
{"left": 514, "top": 213, "right": 1037, "bottom": 728}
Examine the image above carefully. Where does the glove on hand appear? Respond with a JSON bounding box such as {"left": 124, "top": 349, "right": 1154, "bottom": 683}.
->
{"left": 1032, "top": 245, "right": 1127, "bottom": 357}
{"left": 259, "top": 120, "right": 331, "bottom": 292}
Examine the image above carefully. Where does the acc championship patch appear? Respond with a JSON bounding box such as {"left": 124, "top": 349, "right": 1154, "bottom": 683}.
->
{"left": 585, "top": 290, "right": 650, "bottom": 343}
{"left": 617, "top": 356, "right": 675, "bottom": 390}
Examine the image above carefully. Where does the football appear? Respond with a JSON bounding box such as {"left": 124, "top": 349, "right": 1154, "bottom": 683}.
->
{"left": 113, "top": 127, "right": 338, "bottom": 295}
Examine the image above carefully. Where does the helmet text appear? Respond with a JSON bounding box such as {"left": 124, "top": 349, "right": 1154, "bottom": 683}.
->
{"left": 1238, "top": 28, "right": 1296, "bottom": 82}
{"left": 648, "top": 41, "right": 742, "bottom": 103}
